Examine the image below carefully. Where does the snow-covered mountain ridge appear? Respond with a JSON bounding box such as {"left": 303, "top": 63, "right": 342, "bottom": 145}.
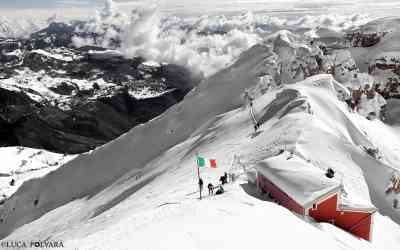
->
{"left": 0, "top": 44, "right": 400, "bottom": 249}
{"left": 2, "top": 4, "right": 400, "bottom": 155}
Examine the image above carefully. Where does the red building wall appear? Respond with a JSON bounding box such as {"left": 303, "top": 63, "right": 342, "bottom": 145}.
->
{"left": 257, "top": 172, "right": 373, "bottom": 241}
{"left": 308, "top": 194, "right": 338, "bottom": 222}
{"left": 308, "top": 196, "right": 373, "bottom": 241}
{"left": 335, "top": 211, "right": 373, "bottom": 241}
{"left": 257, "top": 174, "right": 305, "bottom": 215}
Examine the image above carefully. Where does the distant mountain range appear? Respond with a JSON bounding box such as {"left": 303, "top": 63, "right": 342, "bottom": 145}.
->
{"left": 0, "top": 17, "right": 48, "bottom": 38}
{"left": 0, "top": 21, "right": 199, "bottom": 154}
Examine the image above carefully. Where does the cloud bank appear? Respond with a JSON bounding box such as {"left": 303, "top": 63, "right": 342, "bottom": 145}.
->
{"left": 71, "top": 0, "right": 371, "bottom": 78}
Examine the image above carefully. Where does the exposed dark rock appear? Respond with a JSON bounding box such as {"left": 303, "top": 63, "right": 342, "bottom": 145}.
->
{"left": 49, "top": 82, "right": 77, "bottom": 95}
{"left": 0, "top": 81, "right": 194, "bottom": 154}
{"left": 345, "top": 31, "right": 384, "bottom": 47}
{"left": 0, "top": 22, "right": 199, "bottom": 154}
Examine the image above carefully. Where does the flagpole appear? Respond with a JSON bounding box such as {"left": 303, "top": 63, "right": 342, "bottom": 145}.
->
{"left": 196, "top": 153, "right": 202, "bottom": 200}
{"left": 198, "top": 164, "right": 202, "bottom": 200}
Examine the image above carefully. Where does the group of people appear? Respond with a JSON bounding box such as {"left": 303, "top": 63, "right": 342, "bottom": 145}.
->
{"left": 199, "top": 172, "right": 234, "bottom": 197}
{"left": 206, "top": 183, "right": 224, "bottom": 196}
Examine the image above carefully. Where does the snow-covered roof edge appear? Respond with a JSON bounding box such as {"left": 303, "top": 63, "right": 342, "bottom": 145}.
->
{"left": 339, "top": 202, "right": 377, "bottom": 213}
{"left": 255, "top": 152, "right": 342, "bottom": 207}
{"left": 303, "top": 186, "right": 342, "bottom": 210}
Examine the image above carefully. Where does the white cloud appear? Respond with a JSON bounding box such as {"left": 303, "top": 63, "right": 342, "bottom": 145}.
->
{"left": 70, "top": 0, "right": 375, "bottom": 78}
{"left": 2, "top": 0, "right": 397, "bottom": 77}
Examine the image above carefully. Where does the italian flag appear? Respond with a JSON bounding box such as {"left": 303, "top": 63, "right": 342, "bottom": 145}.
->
{"left": 197, "top": 156, "right": 217, "bottom": 168}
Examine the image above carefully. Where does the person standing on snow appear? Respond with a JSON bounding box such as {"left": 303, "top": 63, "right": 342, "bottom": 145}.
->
{"left": 199, "top": 178, "right": 204, "bottom": 195}
{"left": 220, "top": 175, "right": 227, "bottom": 185}
{"left": 219, "top": 176, "right": 224, "bottom": 185}
{"left": 208, "top": 183, "right": 214, "bottom": 195}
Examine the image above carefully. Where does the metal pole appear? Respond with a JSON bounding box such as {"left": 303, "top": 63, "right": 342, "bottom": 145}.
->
{"left": 196, "top": 153, "right": 202, "bottom": 200}
{"left": 198, "top": 165, "right": 202, "bottom": 200}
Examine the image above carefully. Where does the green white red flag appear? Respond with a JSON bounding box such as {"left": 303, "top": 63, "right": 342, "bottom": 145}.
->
{"left": 197, "top": 156, "right": 217, "bottom": 168}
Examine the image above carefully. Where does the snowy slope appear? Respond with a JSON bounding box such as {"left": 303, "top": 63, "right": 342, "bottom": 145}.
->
{"left": 1, "top": 45, "right": 400, "bottom": 249}
{"left": 0, "top": 147, "right": 75, "bottom": 202}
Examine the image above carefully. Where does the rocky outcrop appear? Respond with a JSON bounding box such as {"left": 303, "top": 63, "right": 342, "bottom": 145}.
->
{"left": 0, "top": 23, "right": 198, "bottom": 154}
{"left": 0, "top": 65, "right": 195, "bottom": 154}
{"left": 345, "top": 32, "right": 383, "bottom": 47}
